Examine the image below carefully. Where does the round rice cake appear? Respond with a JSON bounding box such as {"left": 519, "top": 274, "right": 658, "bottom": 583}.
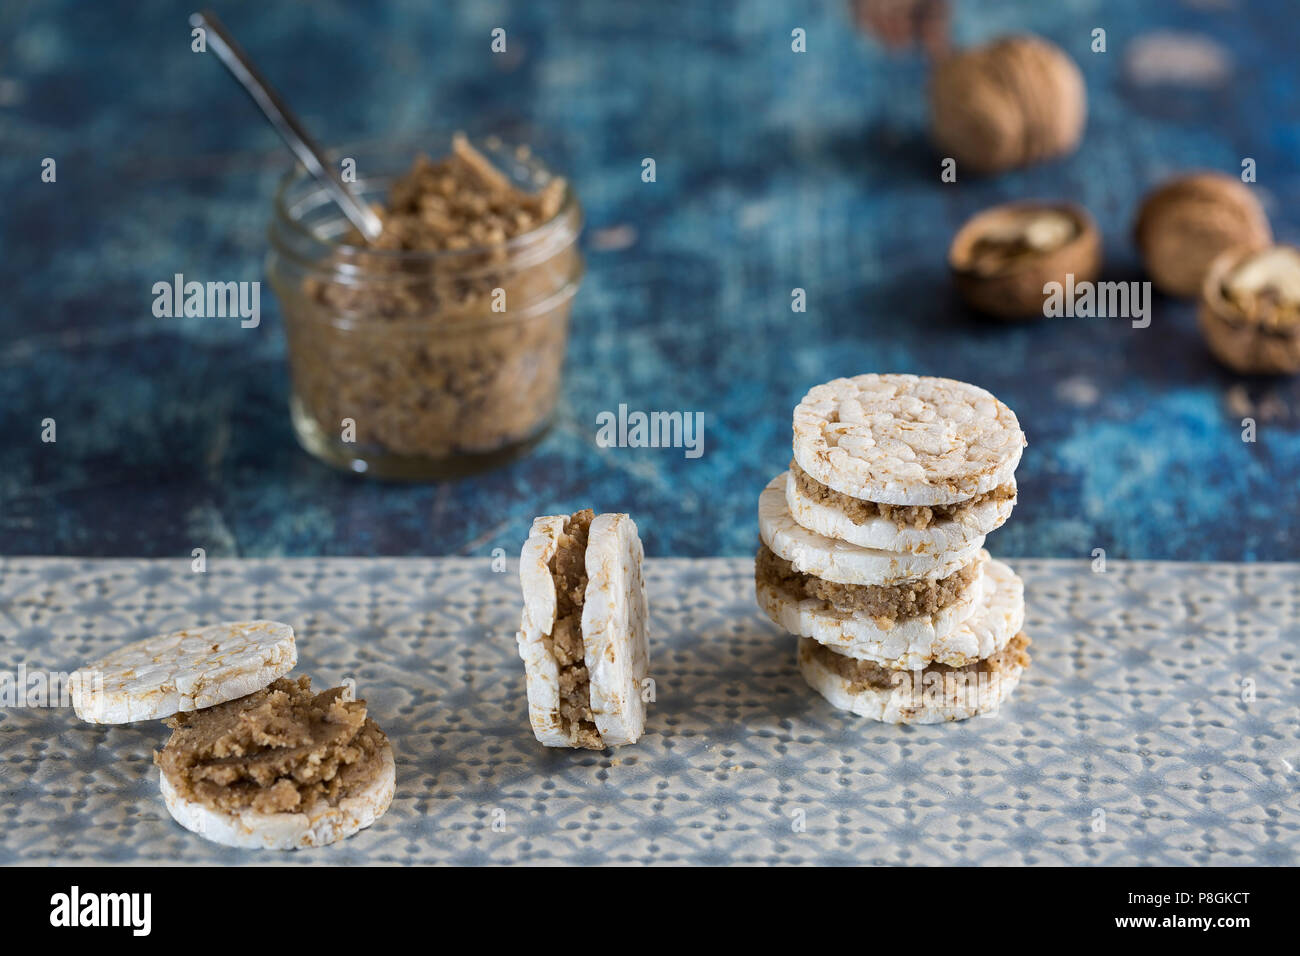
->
{"left": 759, "top": 474, "right": 983, "bottom": 585}
{"left": 797, "top": 631, "right": 1032, "bottom": 724}
{"left": 792, "top": 374, "right": 1026, "bottom": 506}
{"left": 515, "top": 511, "right": 650, "bottom": 749}
{"left": 160, "top": 740, "right": 395, "bottom": 850}
{"left": 759, "top": 553, "right": 1024, "bottom": 669}
{"left": 582, "top": 512, "right": 650, "bottom": 747}
{"left": 70, "top": 620, "right": 297, "bottom": 724}
{"left": 516, "top": 515, "right": 575, "bottom": 748}
{"left": 786, "top": 466, "right": 1016, "bottom": 554}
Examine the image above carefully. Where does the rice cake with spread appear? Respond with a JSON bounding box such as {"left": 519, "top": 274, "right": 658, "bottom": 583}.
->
{"left": 759, "top": 551, "right": 1025, "bottom": 669}
{"left": 759, "top": 474, "right": 984, "bottom": 586}
{"left": 797, "top": 631, "right": 1032, "bottom": 724}
{"left": 70, "top": 621, "right": 395, "bottom": 849}
{"left": 786, "top": 460, "right": 1016, "bottom": 554}
{"left": 156, "top": 676, "right": 396, "bottom": 850}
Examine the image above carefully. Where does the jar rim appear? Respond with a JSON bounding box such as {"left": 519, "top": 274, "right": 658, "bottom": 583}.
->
{"left": 270, "top": 134, "right": 582, "bottom": 264}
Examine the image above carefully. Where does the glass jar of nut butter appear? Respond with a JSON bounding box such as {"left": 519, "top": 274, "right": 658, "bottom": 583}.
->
{"left": 267, "top": 133, "right": 583, "bottom": 478}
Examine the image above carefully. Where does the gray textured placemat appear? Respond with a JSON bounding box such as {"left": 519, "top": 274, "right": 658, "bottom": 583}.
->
{"left": 0, "top": 556, "right": 1296, "bottom": 866}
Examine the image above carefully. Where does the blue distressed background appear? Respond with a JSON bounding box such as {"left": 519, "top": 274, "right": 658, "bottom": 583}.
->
{"left": 1, "top": 0, "right": 1297, "bottom": 560}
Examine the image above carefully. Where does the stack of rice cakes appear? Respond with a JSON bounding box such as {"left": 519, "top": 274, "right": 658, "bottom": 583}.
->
{"left": 755, "top": 374, "right": 1032, "bottom": 723}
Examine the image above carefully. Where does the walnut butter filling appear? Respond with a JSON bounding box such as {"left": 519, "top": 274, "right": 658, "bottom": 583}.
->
{"left": 547, "top": 509, "right": 603, "bottom": 749}
{"left": 806, "top": 631, "right": 1032, "bottom": 692}
{"left": 275, "top": 133, "right": 582, "bottom": 470}
{"left": 756, "top": 544, "right": 980, "bottom": 623}
{"left": 154, "top": 676, "right": 388, "bottom": 814}
{"left": 310, "top": 135, "right": 567, "bottom": 306}
{"left": 790, "top": 460, "right": 1015, "bottom": 531}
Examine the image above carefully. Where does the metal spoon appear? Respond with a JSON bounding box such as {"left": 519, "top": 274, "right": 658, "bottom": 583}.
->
{"left": 190, "top": 9, "right": 383, "bottom": 242}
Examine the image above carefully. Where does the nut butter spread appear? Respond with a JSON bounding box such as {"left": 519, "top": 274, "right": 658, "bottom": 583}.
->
{"left": 309, "top": 134, "right": 567, "bottom": 310}
{"left": 280, "top": 134, "right": 580, "bottom": 465}
{"left": 155, "top": 676, "right": 388, "bottom": 814}
{"left": 547, "top": 509, "right": 603, "bottom": 749}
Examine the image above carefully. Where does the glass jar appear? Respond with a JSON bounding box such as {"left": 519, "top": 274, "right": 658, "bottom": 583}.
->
{"left": 266, "top": 136, "right": 583, "bottom": 479}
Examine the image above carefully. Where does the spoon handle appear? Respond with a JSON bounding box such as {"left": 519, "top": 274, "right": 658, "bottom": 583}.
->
{"left": 191, "top": 9, "right": 383, "bottom": 241}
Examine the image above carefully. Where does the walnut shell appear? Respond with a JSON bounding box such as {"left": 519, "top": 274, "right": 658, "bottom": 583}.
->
{"left": 929, "top": 34, "right": 1086, "bottom": 175}
{"left": 949, "top": 201, "right": 1101, "bottom": 320}
{"left": 1198, "top": 245, "right": 1300, "bottom": 375}
{"left": 1134, "top": 172, "right": 1271, "bottom": 298}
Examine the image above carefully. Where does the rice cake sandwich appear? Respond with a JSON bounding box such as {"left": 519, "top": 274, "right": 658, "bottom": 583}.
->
{"left": 758, "top": 474, "right": 987, "bottom": 649}
{"left": 70, "top": 621, "right": 394, "bottom": 849}
{"left": 516, "top": 509, "right": 650, "bottom": 749}
{"left": 759, "top": 549, "right": 1025, "bottom": 670}
{"left": 797, "top": 631, "right": 1032, "bottom": 724}
{"left": 759, "top": 474, "right": 985, "bottom": 587}
{"left": 790, "top": 374, "right": 1024, "bottom": 551}
{"left": 786, "top": 461, "right": 1015, "bottom": 555}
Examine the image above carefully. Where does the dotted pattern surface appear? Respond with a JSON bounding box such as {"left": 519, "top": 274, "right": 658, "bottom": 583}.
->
{"left": 0, "top": 556, "right": 1296, "bottom": 865}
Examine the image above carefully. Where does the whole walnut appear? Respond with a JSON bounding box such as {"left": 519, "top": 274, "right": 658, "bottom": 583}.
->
{"left": 929, "top": 34, "right": 1086, "bottom": 175}
{"left": 1199, "top": 245, "right": 1300, "bottom": 375}
{"left": 1134, "top": 173, "right": 1271, "bottom": 297}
